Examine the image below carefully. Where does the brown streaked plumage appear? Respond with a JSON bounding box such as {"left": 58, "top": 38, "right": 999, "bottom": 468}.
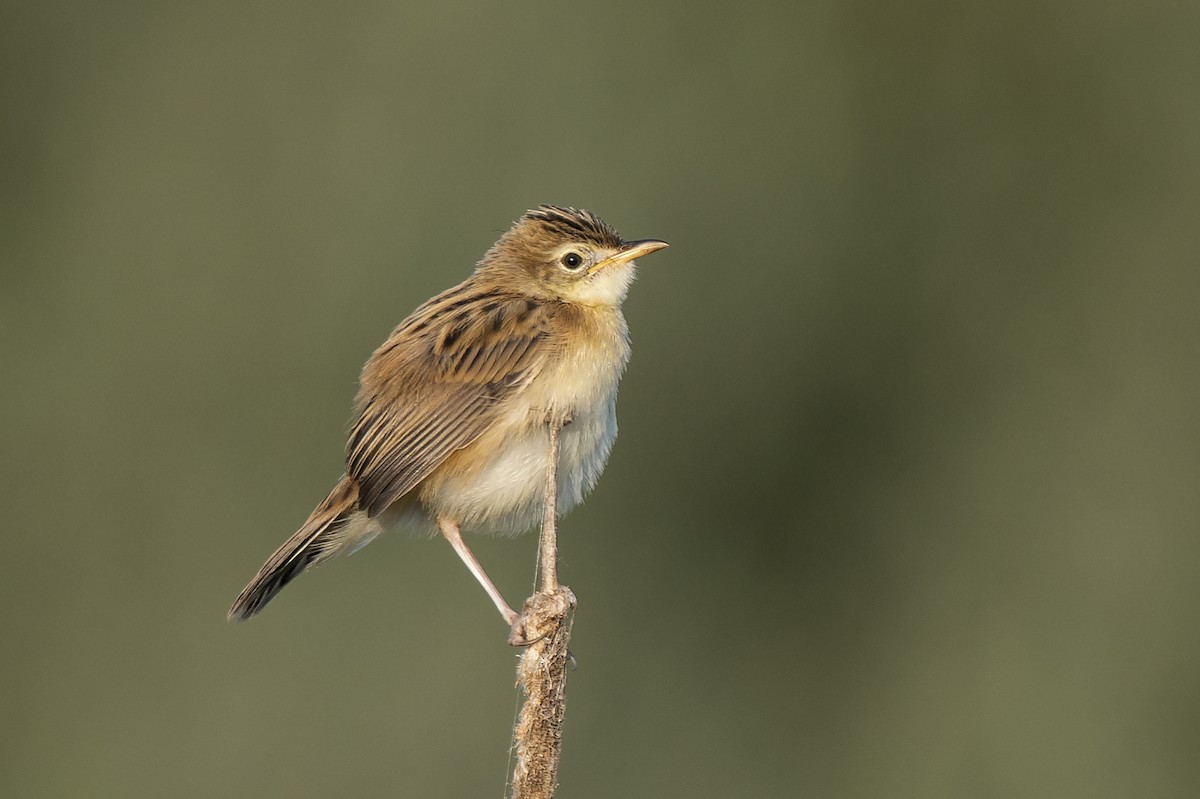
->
{"left": 229, "top": 205, "right": 667, "bottom": 628}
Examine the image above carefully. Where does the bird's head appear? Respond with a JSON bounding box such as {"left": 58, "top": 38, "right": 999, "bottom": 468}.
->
{"left": 478, "top": 205, "right": 668, "bottom": 306}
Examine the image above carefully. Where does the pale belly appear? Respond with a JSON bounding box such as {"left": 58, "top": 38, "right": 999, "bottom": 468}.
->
{"left": 395, "top": 324, "right": 629, "bottom": 536}
{"left": 418, "top": 389, "right": 620, "bottom": 535}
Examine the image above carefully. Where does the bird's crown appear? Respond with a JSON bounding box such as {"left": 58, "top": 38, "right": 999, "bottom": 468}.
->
{"left": 518, "top": 205, "right": 624, "bottom": 250}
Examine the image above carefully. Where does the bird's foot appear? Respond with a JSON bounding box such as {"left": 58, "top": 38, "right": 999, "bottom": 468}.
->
{"left": 540, "top": 410, "right": 574, "bottom": 429}
{"left": 506, "top": 612, "right": 548, "bottom": 647}
{"left": 505, "top": 587, "right": 576, "bottom": 647}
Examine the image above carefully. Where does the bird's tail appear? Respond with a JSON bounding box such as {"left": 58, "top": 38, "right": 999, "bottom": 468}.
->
{"left": 228, "top": 476, "right": 373, "bottom": 621}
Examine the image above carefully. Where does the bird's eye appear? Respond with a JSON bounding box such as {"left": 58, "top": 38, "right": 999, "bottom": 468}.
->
{"left": 560, "top": 252, "right": 584, "bottom": 270}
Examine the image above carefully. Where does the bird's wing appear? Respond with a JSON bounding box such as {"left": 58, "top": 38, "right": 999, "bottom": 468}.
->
{"left": 348, "top": 289, "right": 555, "bottom": 517}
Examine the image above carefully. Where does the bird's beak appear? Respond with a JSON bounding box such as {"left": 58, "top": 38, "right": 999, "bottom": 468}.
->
{"left": 588, "top": 239, "right": 669, "bottom": 275}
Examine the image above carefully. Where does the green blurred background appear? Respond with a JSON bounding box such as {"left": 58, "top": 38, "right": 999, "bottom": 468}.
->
{"left": 3, "top": 2, "right": 1198, "bottom": 797}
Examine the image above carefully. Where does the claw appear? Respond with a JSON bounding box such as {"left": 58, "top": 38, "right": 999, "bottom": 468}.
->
{"left": 507, "top": 615, "right": 549, "bottom": 647}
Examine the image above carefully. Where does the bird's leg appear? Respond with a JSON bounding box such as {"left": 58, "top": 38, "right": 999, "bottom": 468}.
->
{"left": 502, "top": 414, "right": 568, "bottom": 647}
{"left": 437, "top": 413, "right": 568, "bottom": 646}
{"left": 437, "top": 517, "right": 520, "bottom": 628}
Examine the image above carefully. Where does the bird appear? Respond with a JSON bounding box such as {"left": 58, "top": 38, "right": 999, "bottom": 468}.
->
{"left": 228, "top": 205, "right": 667, "bottom": 636}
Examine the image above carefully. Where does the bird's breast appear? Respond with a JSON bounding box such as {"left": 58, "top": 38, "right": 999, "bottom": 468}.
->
{"left": 417, "top": 307, "right": 631, "bottom": 535}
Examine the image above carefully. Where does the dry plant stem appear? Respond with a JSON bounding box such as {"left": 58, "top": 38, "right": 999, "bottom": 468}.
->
{"left": 539, "top": 420, "right": 561, "bottom": 592}
{"left": 510, "top": 418, "right": 574, "bottom": 799}
{"left": 510, "top": 586, "right": 576, "bottom": 799}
